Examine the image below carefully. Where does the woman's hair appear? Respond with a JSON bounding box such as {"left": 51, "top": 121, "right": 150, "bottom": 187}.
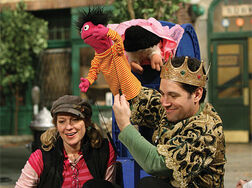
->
{"left": 41, "top": 98, "right": 103, "bottom": 151}
{"left": 41, "top": 127, "right": 58, "bottom": 151}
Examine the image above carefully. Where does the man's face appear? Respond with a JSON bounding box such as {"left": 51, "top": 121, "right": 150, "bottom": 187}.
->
{"left": 159, "top": 79, "right": 199, "bottom": 123}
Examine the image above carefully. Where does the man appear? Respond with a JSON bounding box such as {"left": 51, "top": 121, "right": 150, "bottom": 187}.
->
{"left": 113, "top": 56, "right": 226, "bottom": 188}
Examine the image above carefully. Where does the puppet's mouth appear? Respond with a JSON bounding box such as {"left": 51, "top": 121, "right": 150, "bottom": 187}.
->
{"left": 83, "top": 35, "right": 91, "bottom": 40}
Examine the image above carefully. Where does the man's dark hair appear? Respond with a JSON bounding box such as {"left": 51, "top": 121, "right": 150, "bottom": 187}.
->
{"left": 171, "top": 56, "right": 206, "bottom": 73}
{"left": 180, "top": 83, "right": 206, "bottom": 103}
{"left": 171, "top": 56, "right": 207, "bottom": 103}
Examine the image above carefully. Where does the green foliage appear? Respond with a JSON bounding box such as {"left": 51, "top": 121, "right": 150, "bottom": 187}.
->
{"left": 109, "top": 0, "right": 189, "bottom": 23}
{"left": 0, "top": 2, "right": 48, "bottom": 94}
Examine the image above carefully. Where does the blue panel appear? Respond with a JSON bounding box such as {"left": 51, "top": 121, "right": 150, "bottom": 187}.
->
{"left": 159, "top": 21, "right": 201, "bottom": 60}
{"left": 117, "top": 158, "right": 141, "bottom": 188}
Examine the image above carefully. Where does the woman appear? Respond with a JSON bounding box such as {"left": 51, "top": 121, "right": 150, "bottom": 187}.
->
{"left": 16, "top": 95, "right": 117, "bottom": 188}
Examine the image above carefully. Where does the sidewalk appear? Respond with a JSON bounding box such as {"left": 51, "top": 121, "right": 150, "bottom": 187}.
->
{"left": 0, "top": 136, "right": 32, "bottom": 188}
{"left": 0, "top": 136, "right": 252, "bottom": 188}
{"left": 224, "top": 143, "right": 252, "bottom": 187}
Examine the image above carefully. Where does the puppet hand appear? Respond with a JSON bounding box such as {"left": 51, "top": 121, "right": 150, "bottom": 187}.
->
{"left": 93, "top": 24, "right": 109, "bottom": 40}
{"left": 79, "top": 78, "right": 90, "bottom": 93}
{"left": 151, "top": 54, "right": 163, "bottom": 71}
{"left": 130, "top": 62, "right": 144, "bottom": 75}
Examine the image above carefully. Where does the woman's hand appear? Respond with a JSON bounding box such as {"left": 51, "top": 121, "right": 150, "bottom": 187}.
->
{"left": 112, "top": 94, "right": 131, "bottom": 131}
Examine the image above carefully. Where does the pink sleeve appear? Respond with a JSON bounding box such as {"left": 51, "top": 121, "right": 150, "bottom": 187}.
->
{"left": 107, "top": 141, "right": 116, "bottom": 167}
{"left": 28, "top": 149, "right": 43, "bottom": 177}
{"left": 104, "top": 141, "right": 117, "bottom": 183}
{"left": 15, "top": 161, "right": 39, "bottom": 187}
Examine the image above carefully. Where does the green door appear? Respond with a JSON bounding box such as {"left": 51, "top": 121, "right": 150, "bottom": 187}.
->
{"left": 211, "top": 40, "right": 250, "bottom": 142}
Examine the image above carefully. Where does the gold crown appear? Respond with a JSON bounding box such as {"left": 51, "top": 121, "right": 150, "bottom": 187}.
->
{"left": 160, "top": 56, "right": 208, "bottom": 87}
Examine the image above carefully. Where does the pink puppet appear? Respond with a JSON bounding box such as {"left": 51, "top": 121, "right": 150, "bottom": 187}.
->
{"left": 76, "top": 7, "right": 141, "bottom": 100}
{"left": 76, "top": 8, "right": 182, "bottom": 128}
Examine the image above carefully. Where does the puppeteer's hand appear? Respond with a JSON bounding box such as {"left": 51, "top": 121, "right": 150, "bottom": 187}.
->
{"left": 150, "top": 54, "right": 163, "bottom": 71}
{"left": 112, "top": 94, "right": 131, "bottom": 131}
{"left": 93, "top": 24, "right": 109, "bottom": 40}
{"left": 79, "top": 78, "right": 90, "bottom": 93}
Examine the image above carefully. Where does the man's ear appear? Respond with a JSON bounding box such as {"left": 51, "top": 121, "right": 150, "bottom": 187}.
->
{"left": 193, "top": 87, "right": 203, "bottom": 103}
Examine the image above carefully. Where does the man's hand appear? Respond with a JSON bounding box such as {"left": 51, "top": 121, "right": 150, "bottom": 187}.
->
{"left": 112, "top": 94, "right": 131, "bottom": 131}
{"left": 79, "top": 78, "right": 90, "bottom": 93}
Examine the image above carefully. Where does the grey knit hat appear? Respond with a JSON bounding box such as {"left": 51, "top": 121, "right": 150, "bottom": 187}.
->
{"left": 50, "top": 95, "right": 92, "bottom": 119}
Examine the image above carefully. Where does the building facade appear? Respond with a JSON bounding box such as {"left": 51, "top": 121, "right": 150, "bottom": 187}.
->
{"left": 1, "top": 0, "right": 251, "bottom": 143}
{"left": 206, "top": 0, "right": 252, "bottom": 142}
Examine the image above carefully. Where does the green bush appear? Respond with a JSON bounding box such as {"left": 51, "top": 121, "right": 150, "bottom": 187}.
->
{"left": 109, "top": 0, "right": 189, "bottom": 23}
{"left": 0, "top": 2, "right": 48, "bottom": 134}
{"left": 0, "top": 2, "right": 48, "bottom": 94}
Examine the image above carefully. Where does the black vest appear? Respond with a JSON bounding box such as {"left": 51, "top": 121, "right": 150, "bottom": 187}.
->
{"left": 37, "top": 137, "right": 110, "bottom": 188}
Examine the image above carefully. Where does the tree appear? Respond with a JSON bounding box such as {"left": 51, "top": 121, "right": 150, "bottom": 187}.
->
{"left": 0, "top": 2, "right": 48, "bottom": 135}
{"left": 109, "top": 0, "right": 189, "bottom": 23}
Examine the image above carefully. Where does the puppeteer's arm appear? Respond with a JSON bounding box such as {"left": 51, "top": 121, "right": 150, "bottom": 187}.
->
{"left": 119, "top": 125, "right": 172, "bottom": 176}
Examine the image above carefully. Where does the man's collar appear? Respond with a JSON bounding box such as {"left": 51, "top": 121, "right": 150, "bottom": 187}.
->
{"left": 195, "top": 103, "right": 205, "bottom": 116}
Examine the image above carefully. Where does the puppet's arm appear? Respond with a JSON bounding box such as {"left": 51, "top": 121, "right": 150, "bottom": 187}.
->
{"left": 126, "top": 44, "right": 163, "bottom": 74}
{"left": 106, "top": 29, "right": 124, "bottom": 56}
{"left": 149, "top": 43, "right": 163, "bottom": 71}
{"left": 79, "top": 56, "right": 101, "bottom": 93}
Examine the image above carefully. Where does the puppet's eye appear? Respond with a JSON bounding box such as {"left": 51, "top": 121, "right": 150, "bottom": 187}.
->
{"left": 80, "top": 25, "right": 89, "bottom": 34}
{"left": 84, "top": 25, "right": 89, "bottom": 31}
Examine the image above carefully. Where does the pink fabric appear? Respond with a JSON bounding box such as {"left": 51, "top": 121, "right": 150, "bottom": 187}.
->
{"left": 61, "top": 155, "right": 94, "bottom": 188}
{"left": 107, "top": 141, "right": 116, "bottom": 167}
{"left": 15, "top": 161, "right": 39, "bottom": 188}
{"left": 28, "top": 149, "right": 43, "bottom": 177}
{"left": 108, "top": 17, "right": 184, "bottom": 60}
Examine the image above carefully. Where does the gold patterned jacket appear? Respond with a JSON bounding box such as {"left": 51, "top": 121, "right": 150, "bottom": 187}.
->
{"left": 153, "top": 103, "right": 226, "bottom": 188}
